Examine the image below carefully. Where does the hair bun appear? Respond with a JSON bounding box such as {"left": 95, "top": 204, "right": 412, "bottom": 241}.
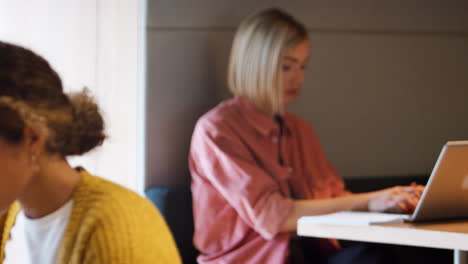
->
{"left": 62, "top": 89, "right": 106, "bottom": 156}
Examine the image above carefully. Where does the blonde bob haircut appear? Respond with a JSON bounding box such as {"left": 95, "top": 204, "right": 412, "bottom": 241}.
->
{"left": 228, "top": 8, "right": 308, "bottom": 115}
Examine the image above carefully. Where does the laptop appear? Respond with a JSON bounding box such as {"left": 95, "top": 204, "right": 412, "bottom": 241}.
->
{"left": 299, "top": 141, "right": 468, "bottom": 226}
{"left": 401, "top": 140, "right": 468, "bottom": 222}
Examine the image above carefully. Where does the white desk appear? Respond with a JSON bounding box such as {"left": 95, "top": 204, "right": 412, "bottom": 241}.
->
{"left": 298, "top": 219, "right": 468, "bottom": 264}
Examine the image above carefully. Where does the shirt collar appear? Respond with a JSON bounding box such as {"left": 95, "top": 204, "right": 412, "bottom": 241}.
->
{"left": 233, "top": 96, "right": 292, "bottom": 137}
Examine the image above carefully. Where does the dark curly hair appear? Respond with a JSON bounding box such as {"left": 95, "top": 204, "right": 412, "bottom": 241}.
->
{"left": 0, "top": 41, "right": 106, "bottom": 156}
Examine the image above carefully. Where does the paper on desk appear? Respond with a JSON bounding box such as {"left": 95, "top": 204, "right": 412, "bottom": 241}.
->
{"left": 299, "top": 211, "right": 405, "bottom": 226}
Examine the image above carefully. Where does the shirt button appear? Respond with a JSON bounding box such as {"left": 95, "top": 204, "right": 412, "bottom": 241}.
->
{"left": 272, "top": 137, "right": 278, "bottom": 143}
{"left": 287, "top": 167, "right": 293, "bottom": 173}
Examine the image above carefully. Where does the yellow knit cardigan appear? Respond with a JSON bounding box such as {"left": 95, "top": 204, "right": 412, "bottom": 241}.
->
{"left": 0, "top": 169, "right": 181, "bottom": 263}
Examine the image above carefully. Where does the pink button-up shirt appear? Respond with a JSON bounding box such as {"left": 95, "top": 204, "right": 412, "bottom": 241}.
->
{"left": 189, "top": 96, "right": 349, "bottom": 264}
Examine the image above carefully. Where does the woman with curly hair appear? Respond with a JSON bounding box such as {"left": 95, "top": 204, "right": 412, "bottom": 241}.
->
{"left": 0, "top": 41, "right": 181, "bottom": 264}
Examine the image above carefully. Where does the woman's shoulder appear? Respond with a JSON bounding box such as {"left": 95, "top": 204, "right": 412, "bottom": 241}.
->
{"left": 195, "top": 98, "right": 242, "bottom": 133}
{"left": 66, "top": 169, "right": 181, "bottom": 263}
{"left": 73, "top": 169, "right": 159, "bottom": 219}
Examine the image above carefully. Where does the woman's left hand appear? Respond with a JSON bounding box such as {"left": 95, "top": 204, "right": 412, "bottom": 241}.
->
{"left": 368, "top": 184, "right": 425, "bottom": 214}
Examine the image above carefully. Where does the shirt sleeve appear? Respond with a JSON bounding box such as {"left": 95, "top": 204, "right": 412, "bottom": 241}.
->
{"left": 189, "top": 119, "right": 294, "bottom": 240}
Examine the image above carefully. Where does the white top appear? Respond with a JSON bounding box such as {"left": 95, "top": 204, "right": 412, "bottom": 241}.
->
{"left": 3, "top": 200, "right": 74, "bottom": 264}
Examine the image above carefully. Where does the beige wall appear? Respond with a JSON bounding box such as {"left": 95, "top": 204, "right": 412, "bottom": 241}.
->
{"left": 145, "top": 0, "right": 468, "bottom": 187}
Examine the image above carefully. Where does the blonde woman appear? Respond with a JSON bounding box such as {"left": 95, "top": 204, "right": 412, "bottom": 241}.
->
{"left": 0, "top": 42, "right": 181, "bottom": 263}
{"left": 189, "top": 8, "right": 426, "bottom": 264}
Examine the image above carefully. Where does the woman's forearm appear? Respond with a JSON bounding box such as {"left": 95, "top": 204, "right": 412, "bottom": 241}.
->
{"left": 279, "top": 191, "right": 377, "bottom": 232}
{"left": 279, "top": 184, "right": 423, "bottom": 233}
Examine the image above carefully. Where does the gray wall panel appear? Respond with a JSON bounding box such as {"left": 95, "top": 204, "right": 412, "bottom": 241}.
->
{"left": 146, "top": 29, "right": 468, "bottom": 186}
{"left": 288, "top": 33, "right": 468, "bottom": 178}
{"left": 145, "top": 31, "right": 233, "bottom": 187}
{"left": 147, "top": 0, "right": 468, "bottom": 32}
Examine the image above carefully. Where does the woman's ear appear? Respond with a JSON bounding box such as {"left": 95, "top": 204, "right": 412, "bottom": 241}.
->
{"left": 23, "top": 123, "right": 48, "bottom": 158}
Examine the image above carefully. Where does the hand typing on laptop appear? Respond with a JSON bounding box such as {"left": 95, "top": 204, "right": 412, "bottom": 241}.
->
{"left": 368, "top": 184, "right": 425, "bottom": 214}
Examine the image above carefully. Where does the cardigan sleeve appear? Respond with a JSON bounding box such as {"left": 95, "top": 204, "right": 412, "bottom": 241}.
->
{"left": 81, "top": 197, "right": 182, "bottom": 264}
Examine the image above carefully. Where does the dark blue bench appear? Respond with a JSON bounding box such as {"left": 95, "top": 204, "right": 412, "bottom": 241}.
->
{"left": 146, "top": 186, "right": 198, "bottom": 264}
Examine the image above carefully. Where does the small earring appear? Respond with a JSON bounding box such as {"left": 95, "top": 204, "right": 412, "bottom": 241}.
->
{"left": 30, "top": 154, "right": 40, "bottom": 172}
